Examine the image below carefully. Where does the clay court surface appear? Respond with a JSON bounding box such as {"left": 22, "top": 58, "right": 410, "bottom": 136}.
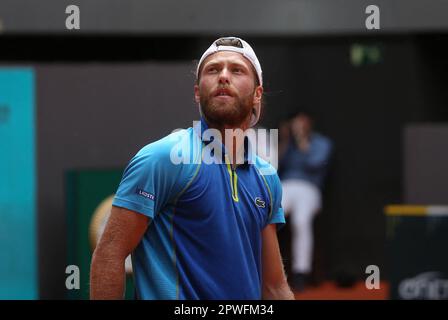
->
{"left": 294, "top": 281, "right": 389, "bottom": 300}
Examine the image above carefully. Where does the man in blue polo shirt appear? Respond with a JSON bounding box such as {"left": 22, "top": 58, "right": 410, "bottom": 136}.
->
{"left": 90, "top": 37, "right": 294, "bottom": 300}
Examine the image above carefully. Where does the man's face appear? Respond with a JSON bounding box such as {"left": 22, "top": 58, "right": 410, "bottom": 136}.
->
{"left": 194, "top": 51, "right": 263, "bottom": 128}
{"left": 291, "top": 114, "right": 313, "bottom": 137}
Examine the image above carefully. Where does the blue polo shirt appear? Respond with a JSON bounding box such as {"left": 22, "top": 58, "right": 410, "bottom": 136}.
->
{"left": 112, "top": 119, "right": 285, "bottom": 300}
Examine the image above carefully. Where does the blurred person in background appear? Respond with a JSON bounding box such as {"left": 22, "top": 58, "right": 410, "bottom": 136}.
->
{"left": 278, "top": 110, "right": 333, "bottom": 291}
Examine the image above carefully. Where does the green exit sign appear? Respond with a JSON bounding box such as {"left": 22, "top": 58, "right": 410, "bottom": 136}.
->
{"left": 350, "top": 44, "right": 383, "bottom": 67}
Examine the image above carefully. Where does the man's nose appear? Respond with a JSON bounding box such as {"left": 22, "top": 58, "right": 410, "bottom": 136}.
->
{"left": 218, "top": 67, "right": 230, "bottom": 84}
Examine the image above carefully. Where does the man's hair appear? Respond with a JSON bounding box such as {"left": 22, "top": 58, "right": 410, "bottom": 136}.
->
{"left": 215, "top": 37, "right": 244, "bottom": 48}
{"left": 288, "top": 107, "right": 315, "bottom": 121}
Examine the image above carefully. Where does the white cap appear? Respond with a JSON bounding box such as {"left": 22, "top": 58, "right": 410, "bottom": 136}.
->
{"left": 196, "top": 36, "right": 263, "bottom": 86}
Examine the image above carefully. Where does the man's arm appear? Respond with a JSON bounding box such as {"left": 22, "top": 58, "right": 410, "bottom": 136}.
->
{"left": 261, "top": 224, "right": 295, "bottom": 300}
{"left": 90, "top": 205, "right": 149, "bottom": 299}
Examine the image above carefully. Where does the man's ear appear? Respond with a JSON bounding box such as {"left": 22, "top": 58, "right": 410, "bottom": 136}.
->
{"left": 250, "top": 102, "right": 261, "bottom": 127}
{"left": 253, "top": 85, "right": 263, "bottom": 104}
{"left": 249, "top": 86, "right": 263, "bottom": 127}
{"left": 194, "top": 84, "right": 200, "bottom": 104}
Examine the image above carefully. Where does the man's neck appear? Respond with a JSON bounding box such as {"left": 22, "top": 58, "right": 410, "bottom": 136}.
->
{"left": 204, "top": 118, "right": 251, "bottom": 168}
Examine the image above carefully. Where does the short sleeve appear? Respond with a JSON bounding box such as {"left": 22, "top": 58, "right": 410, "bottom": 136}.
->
{"left": 112, "top": 130, "right": 198, "bottom": 218}
{"left": 266, "top": 173, "right": 286, "bottom": 227}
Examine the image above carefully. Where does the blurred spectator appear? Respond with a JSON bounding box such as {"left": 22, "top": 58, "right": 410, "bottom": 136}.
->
{"left": 278, "top": 109, "right": 333, "bottom": 291}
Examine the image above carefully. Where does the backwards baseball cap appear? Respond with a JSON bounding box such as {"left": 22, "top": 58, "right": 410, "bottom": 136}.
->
{"left": 196, "top": 36, "right": 263, "bottom": 86}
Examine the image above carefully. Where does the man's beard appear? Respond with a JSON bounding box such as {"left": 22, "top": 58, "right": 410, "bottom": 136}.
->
{"left": 199, "top": 89, "right": 254, "bottom": 128}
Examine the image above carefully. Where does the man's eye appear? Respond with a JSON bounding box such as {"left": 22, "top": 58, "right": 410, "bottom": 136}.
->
{"left": 207, "top": 67, "right": 218, "bottom": 73}
{"left": 233, "top": 68, "right": 243, "bottom": 73}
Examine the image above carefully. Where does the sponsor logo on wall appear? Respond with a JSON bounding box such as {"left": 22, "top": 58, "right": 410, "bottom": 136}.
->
{"left": 398, "top": 272, "right": 448, "bottom": 300}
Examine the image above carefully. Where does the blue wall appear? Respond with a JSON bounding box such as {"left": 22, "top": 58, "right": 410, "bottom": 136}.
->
{"left": 0, "top": 69, "right": 37, "bottom": 299}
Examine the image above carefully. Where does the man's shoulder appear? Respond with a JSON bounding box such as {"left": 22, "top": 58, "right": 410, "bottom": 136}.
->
{"left": 135, "top": 127, "right": 196, "bottom": 161}
{"left": 253, "top": 155, "right": 281, "bottom": 184}
{"left": 313, "top": 132, "right": 333, "bottom": 147}
{"left": 123, "top": 127, "right": 200, "bottom": 187}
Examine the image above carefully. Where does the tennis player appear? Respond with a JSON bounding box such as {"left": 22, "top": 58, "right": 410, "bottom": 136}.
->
{"left": 90, "top": 37, "right": 294, "bottom": 300}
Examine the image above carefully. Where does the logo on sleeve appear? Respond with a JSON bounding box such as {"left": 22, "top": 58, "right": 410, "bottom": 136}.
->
{"left": 255, "top": 197, "right": 266, "bottom": 208}
{"left": 137, "top": 188, "right": 155, "bottom": 200}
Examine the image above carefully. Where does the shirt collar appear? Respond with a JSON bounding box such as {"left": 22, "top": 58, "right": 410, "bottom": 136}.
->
{"left": 194, "top": 117, "right": 254, "bottom": 167}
